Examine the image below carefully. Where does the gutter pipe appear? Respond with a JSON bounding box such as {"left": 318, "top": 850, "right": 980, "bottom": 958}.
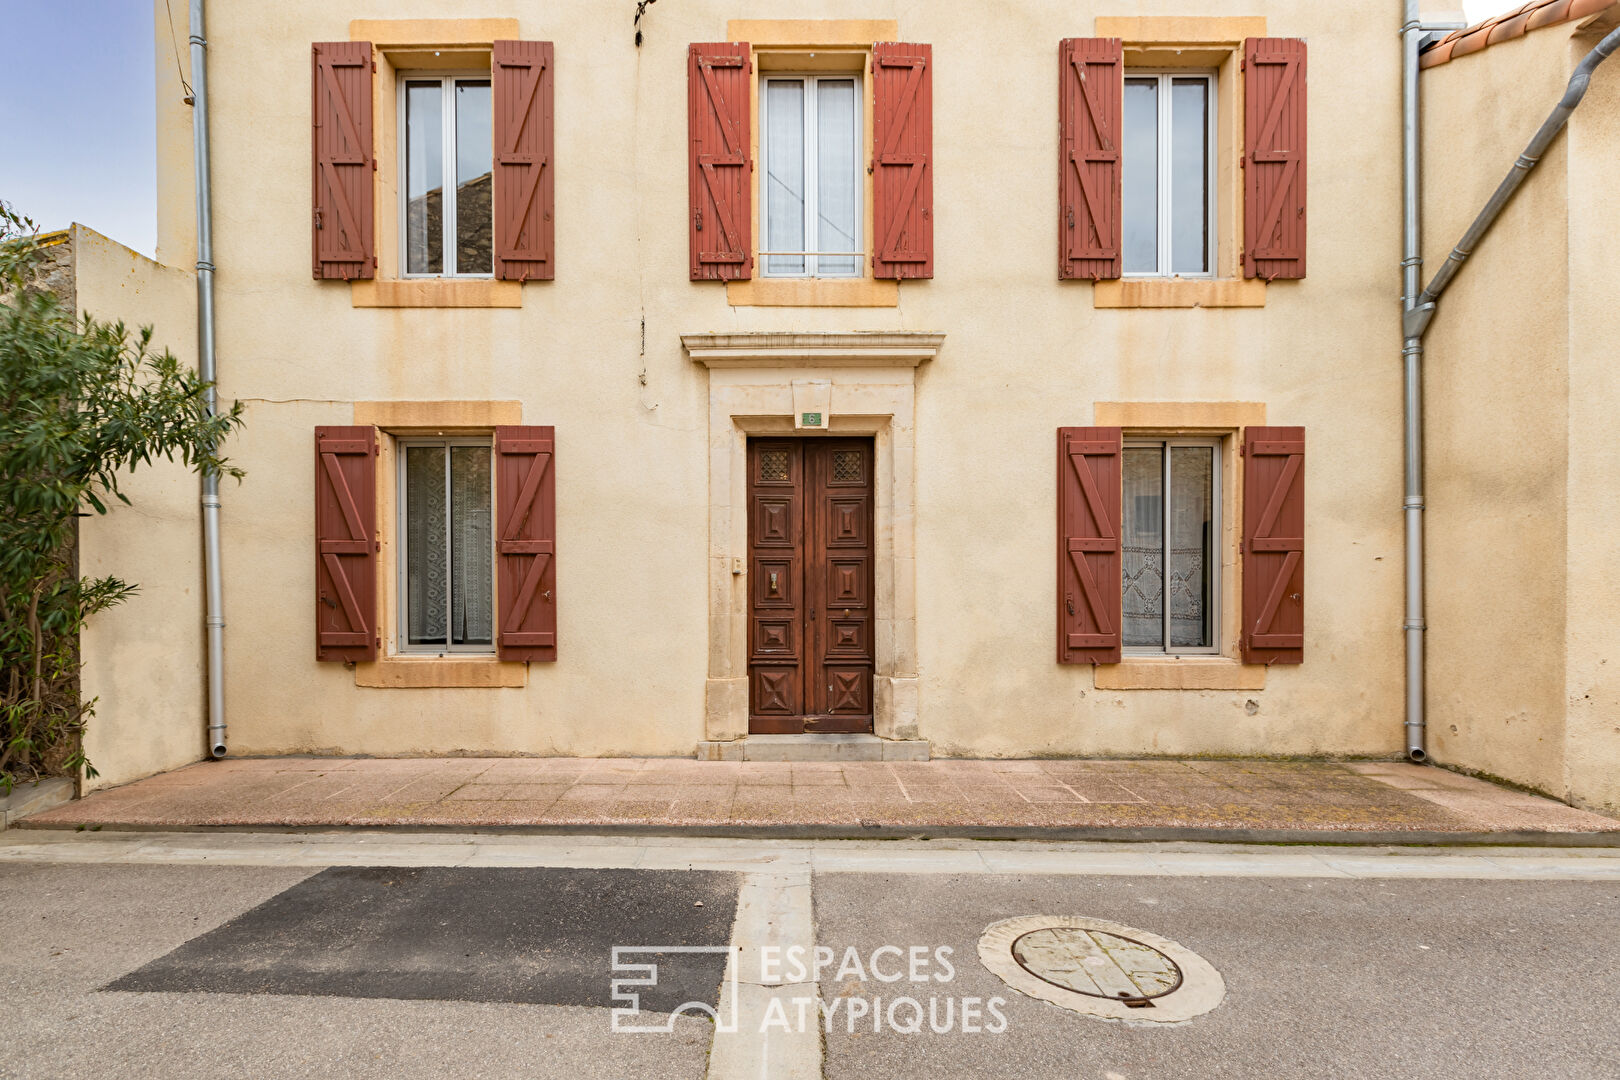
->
{"left": 1399, "top": 7, "right": 1620, "bottom": 762}
{"left": 190, "top": 0, "right": 227, "bottom": 759}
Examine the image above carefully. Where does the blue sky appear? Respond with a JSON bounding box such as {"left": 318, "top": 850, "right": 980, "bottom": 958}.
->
{"left": 0, "top": 0, "right": 1518, "bottom": 263}
{"left": 1, "top": 1, "right": 160, "bottom": 256}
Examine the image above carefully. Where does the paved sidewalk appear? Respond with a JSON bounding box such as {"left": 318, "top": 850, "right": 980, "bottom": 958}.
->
{"left": 22, "top": 757, "right": 1618, "bottom": 841}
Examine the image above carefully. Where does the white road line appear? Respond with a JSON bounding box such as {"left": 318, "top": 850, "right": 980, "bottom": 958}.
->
{"left": 2, "top": 832, "right": 1619, "bottom": 880}
{"left": 707, "top": 870, "right": 820, "bottom": 1080}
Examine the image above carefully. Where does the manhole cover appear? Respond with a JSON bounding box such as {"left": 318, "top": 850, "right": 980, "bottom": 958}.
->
{"left": 1011, "top": 927, "right": 1183, "bottom": 1002}
{"left": 979, "top": 916, "right": 1224, "bottom": 1025}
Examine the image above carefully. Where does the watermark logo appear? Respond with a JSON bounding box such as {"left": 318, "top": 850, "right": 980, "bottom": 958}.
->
{"left": 611, "top": 943, "right": 1009, "bottom": 1035}
{"left": 609, "top": 946, "right": 741, "bottom": 1033}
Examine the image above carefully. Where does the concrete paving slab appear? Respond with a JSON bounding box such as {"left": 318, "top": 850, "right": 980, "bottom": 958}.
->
{"left": 37, "top": 757, "right": 1617, "bottom": 840}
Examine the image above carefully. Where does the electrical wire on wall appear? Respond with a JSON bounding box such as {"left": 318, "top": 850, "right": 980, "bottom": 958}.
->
{"left": 632, "top": 1, "right": 659, "bottom": 416}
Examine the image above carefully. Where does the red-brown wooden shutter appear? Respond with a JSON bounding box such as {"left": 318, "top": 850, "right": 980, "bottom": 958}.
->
{"left": 496, "top": 426, "right": 557, "bottom": 662}
{"left": 1058, "top": 38, "right": 1123, "bottom": 281}
{"left": 872, "top": 42, "right": 933, "bottom": 279}
{"left": 688, "top": 43, "right": 752, "bottom": 281}
{"left": 1243, "top": 38, "right": 1307, "bottom": 280}
{"left": 312, "top": 41, "right": 375, "bottom": 280}
{"left": 1058, "top": 427, "right": 1122, "bottom": 664}
{"left": 493, "top": 40, "right": 555, "bottom": 281}
{"left": 315, "top": 426, "right": 378, "bottom": 662}
{"left": 1242, "top": 427, "right": 1305, "bottom": 664}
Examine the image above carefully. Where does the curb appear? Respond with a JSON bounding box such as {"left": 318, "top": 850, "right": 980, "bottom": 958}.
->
{"left": 0, "top": 778, "right": 75, "bottom": 831}
{"left": 15, "top": 819, "right": 1620, "bottom": 847}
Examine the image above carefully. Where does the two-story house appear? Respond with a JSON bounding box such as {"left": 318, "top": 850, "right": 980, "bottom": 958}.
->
{"left": 65, "top": 0, "right": 1620, "bottom": 817}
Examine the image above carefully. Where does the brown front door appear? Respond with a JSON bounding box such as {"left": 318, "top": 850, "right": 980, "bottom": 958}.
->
{"left": 747, "top": 437, "right": 875, "bottom": 734}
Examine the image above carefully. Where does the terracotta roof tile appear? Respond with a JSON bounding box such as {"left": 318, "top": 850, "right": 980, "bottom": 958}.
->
{"left": 1421, "top": 0, "right": 1615, "bottom": 67}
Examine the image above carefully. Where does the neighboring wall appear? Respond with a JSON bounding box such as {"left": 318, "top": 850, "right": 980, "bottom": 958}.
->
{"left": 137, "top": 0, "right": 1407, "bottom": 762}
{"left": 1422, "top": 12, "right": 1620, "bottom": 813}
{"left": 69, "top": 225, "right": 206, "bottom": 791}
{"left": 1563, "top": 21, "right": 1620, "bottom": 814}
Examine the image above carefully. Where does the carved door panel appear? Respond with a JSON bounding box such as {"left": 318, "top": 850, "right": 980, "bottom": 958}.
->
{"left": 748, "top": 438, "right": 874, "bottom": 734}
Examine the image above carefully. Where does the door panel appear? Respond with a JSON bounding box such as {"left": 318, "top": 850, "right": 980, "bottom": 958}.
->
{"left": 748, "top": 437, "right": 874, "bottom": 734}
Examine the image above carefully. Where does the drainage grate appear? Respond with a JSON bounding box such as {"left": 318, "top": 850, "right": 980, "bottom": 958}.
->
{"left": 1011, "top": 928, "right": 1183, "bottom": 1006}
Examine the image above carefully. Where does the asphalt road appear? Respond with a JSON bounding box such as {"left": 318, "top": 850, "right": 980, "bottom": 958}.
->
{"left": 814, "top": 872, "right": 1620, "bottom": 1080}
{"left": 2, "top": 834, "right": 1618, "bottom": 1079}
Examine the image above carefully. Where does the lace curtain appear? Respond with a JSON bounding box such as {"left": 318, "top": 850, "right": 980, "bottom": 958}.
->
{"left": 1123, "top": 445, "right": 1213, "bottom": 648}
{"left": 405, "top": 444, "right": 493, "bottom": 648}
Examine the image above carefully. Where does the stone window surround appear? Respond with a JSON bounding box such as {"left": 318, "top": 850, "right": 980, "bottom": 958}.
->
{"left": 350, "top": 400, "right": 528, "bottom": 688}
{"left": 1090, "top": 16, "right": 1271, "bottom": 310}
{"left": 348, "top": 19, "right": 527, "bottom": 309}
{"left": 684, "top": 332, "right": 943, "bottom": 742}
{"left": 1090, "top": 401, "right": 1268, "bottom": 691}
{"left": 724, "top": 19, "right": 904, "bottom": 309}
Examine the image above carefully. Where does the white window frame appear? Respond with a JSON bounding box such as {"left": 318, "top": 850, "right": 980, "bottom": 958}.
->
{"left": 1122, "top": 436, "right": 1222, "bottom": 657}
{"left": 396, "top": 436, "right": 497, "bottom": 655}
{"left": 759, "top": 73, "right": 864, "bottom": 279}
{"left": 397, "top": 72, "right": 493, "bottom": 279}
{"left": 1122, "top": 71, "right": 1218, "bottom": 279}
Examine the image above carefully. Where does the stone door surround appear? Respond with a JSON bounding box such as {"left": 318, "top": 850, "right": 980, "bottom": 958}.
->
{"left": 683, "top": 332, "right": 943, "bottom": 745}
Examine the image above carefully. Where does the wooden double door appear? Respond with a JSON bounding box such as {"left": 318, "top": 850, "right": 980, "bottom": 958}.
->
{"left": 747, "top": 437, "right": 875, "bottom": 733}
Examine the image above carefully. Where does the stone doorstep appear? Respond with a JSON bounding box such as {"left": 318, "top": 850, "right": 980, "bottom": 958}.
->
{"left": 696, "top": 735, "right": 931, "bottom": 762}
{"left": 0, "top": 776, "right": 74, "bottom": 831}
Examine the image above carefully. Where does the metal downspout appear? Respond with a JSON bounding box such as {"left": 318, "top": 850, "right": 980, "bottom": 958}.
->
{"left": 190, "top": 0, "right": 227, "bottom": 759}
{"left": 1399, "top": 12, "right": 1620, "bottom": 763}
{"left": 1400, "top": 1, "right": 1428, "bottom": 762}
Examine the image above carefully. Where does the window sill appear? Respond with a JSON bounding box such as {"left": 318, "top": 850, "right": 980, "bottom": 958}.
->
{"left": 1094, "top": 657, "right": 1266, "bottom": 690}
{"left": 1093, "top": 278, "right": 1266, "bottom": 309}
{"left": 350, "top": 279, "right": 524, "bottom": 308}
{"left": 354, "top": 656, "right": 527, "bottom": 688}
{"left": 726, "top": 277, "right": 899, "bottom": 308}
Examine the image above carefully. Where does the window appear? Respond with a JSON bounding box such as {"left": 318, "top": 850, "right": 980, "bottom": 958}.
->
{"left": 398, "top": 439, "right": 495, "bottom": 653}
{"left": 400, "top": 75, "right": 493, "bottom": 277}
{"left": 760, "top": 75, "right": 862, "bottom": 277}
{"left": 1122, "top": 73, "right": 1214, "bottom": 277}
{"left": 1122, "top": 439, "right": 1220, "bottom": 653}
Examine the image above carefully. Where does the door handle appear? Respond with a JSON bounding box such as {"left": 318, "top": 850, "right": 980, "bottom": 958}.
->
{"left": 769, "top": 571, "right": 778, "bottom": 593}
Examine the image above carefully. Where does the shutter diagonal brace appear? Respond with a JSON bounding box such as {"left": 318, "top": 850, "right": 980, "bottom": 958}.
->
{"left": 315, "top": 435, "right": 374, "bottom": 654}
{"left": 498, "top": 449, "right": 553, "bottom": 635}
{"left": 1246, "top": 442, "right": 1303, "bottom": 651}
{"left": 1068, "top": 56, "right": 1119, "bottom": 259}
{"left": 316, "top": 55, "right": 369, "bottom": 260}
{"left": 1249, "top": 55, "right": 1301, "bottom": 257}
{"left": 875, "top": 55, "right": 929, "bottom": 263}
{"left": 1067, "top": 446, "right": 1119, "bottom": 639}
{"left": 497, "top": 54, "right": 550, "bottom": 261}
{"left": 698, "top": 56, "right": 748, "bottom": 263}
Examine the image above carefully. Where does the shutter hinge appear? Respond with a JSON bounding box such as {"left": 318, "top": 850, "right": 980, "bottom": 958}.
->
{"left": 371, "top": 61, "right": 377, "bottom": 73}
{"left": 372, "top": 159, "right": 378, "bottom": 171}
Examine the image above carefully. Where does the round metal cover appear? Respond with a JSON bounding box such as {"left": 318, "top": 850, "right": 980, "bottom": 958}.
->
{"left": 1011, "top": 927, "right": 1183, "bottom": 1001}
{"left": 978, "top": 915, "right": 1225, "bottom": 1025}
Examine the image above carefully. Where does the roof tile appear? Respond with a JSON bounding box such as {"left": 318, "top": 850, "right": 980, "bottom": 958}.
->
{"left": 1421, "top": 0, "right": 1615, "bottom": 67}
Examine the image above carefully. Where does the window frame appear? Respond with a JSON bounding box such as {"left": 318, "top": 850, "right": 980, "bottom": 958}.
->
{"left": 1122, "top": 435, "right": 1223, "bottom": 657}
{"left": 758, "top": 72, "right": 865, "bottom": 279}
{"left": 1121, "top": 70, "right": 1218, "bottom": 280}
{"left": 395, "top": 435, "right": 497, "bottom": 656}
{"left": 396, "top": 71, "right": 494, "bottom": 280}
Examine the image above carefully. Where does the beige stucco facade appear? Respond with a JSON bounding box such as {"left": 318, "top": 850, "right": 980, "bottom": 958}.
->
{"left": 1421, "top": 7, "right": 1620, "bottom": 815}
{"left": 60, "top": 0, "right": 1611, "bottom": 814}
